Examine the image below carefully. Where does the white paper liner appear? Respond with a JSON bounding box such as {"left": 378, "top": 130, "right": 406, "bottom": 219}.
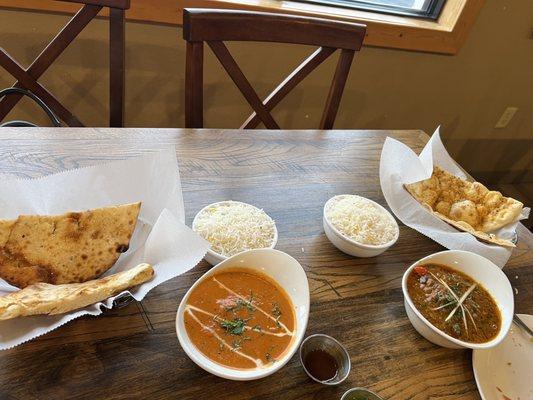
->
{"left": 0, "top": 148, "right": 210, "bottom": 350}
{"left": 380, "top": 127, "right": 530, "bottom": 268}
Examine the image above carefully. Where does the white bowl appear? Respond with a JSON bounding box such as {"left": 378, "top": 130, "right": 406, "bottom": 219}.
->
{"left": 402, "top": 250, "right": 514, "bottom": 349}
{"left": 323, "top": 195, "right": 399, "bottom": 257}
{"left": 192, "top": 200, "right": 278, "bottom": 265}
{"left": 176, "top": 248, "right": 310, "bottom": 380}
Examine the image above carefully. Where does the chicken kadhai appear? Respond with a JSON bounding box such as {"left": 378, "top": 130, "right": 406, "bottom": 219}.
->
{"left": 407, "top": 264, "right": 501, "bottom": 343}
{"left": 184, "top": 269, "right": 295, "bottom": 369}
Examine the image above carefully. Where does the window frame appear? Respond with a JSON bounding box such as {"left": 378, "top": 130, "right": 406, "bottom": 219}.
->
{"left": 0, "top": 0, "right": 484, "bottom": 54}
{"left": 297, "top": 0, "right": 447, "bottom": 20}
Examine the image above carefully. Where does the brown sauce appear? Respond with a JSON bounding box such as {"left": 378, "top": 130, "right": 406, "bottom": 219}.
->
{"left": 303, "top": 349, "right": 338, "bottom": 381}
{"left": 184, "top": 268, "right": 295, "bottom": 370}
{"left": 407, "top": 263, "right": 501, "bottom": 343}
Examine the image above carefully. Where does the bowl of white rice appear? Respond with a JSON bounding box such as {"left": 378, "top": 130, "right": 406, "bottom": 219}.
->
{"left": 192, "top": 200, "right": 278, "bottom": 265}
{"left": 323, "top": 194, "right": 399, "bottom": 257}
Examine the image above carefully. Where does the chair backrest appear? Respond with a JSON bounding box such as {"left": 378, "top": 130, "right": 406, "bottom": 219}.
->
{"left": 0, "top": 0, "right": 129, "bottom": 127}
{"left": 183, "top": 8, "right": 366, "bottom": 129}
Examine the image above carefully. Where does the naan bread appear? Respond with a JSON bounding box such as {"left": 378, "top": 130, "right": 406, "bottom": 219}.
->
{"left": 405, "top": 167, "right": 523, "bottom": 247}
{"left": 0, "top": 203, "right": 141, "bottom": 288}
{"left": 0, "top": 263, "right": 154, "bottom": 320}
{"left": 0, "top": 220, "right": 15, "bottom": 247}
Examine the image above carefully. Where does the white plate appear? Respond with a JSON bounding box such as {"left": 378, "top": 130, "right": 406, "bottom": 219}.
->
{"left": 473, "top": 314, "right": 533, "bottom": 400}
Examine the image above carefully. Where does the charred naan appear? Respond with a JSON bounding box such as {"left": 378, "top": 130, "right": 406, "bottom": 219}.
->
{"left": 0, "top": 263, "right": 153, "bottom": 320}
{"left": 0, "top": 203, "right": 141, "bottom": 288}
{"left": 405, "top": 167, "right": 523, "bottom": 247}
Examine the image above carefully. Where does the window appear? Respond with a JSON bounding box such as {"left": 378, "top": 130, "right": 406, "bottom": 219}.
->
{"left": 295, "top": 0, "right": 447, "bottom": 19}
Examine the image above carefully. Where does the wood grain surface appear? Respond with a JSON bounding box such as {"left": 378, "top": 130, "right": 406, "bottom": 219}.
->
{"left": 0, "top": 128, "right": 530, "bottom": 400}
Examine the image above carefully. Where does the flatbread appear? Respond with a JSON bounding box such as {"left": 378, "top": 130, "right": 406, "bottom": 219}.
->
{"left": 0, "top": 263, "right": 154, "bottom": 320}
{"left": 405, "top": 167, "right": 523, "bottom": 247}
{"left": 0, "top": 220, "right": 15, "bottom": 247}
{"left": 0, "top": 203, "right": 141, "bottom": 288}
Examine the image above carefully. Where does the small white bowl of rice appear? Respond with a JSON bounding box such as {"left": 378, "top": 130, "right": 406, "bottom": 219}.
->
{"left": 192, "top": 200, "right": 278, "bottom": 265}
{"left": 323, "top": 194, "right": 399, "bottom": 258}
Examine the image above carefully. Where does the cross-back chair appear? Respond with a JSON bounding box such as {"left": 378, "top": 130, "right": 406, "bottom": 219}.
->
{"left": 0, "top": 0, "right": 129, "bottom": 127}
{"left": 183, "top": 8, "right": 366, "bottom": 129}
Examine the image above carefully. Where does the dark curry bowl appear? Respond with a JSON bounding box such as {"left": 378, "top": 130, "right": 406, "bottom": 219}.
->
{"left": 401, "top": 250, "right": 514, "bottom": 349}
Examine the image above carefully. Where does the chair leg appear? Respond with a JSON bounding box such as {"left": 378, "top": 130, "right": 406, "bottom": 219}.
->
{"left": 185, "top": 41, "right": 204, "bottom": 128}
{"left": 320, "top": 49, "right": 355, "bottom": 130}
{"left": 109, "top": 7, "right": 126, "bottom": 127}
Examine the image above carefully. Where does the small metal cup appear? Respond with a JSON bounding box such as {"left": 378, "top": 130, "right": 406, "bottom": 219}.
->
{"left": 299, "top": 334, "right": 351, "bottom": 385}
{"left": 341, "top": 388, "right": 384, "bottom": 400}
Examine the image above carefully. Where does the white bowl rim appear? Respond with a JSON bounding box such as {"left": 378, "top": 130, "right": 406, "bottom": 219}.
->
{"left": 192, "top": 200, "right": 279, "bottom": 261}
{"left": 175, "top": 248, "right": 310, "bottom": 380}
{"left": 323, "top": 194, "right": 399, "bottom": 249}
{"left": 401, "top": 250, "right": 514, "bottom": 349}
{"left": 341, "top": 388, "right": 384, "bottom": 400}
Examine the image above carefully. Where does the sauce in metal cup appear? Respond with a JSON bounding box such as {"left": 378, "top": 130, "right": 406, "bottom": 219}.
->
{"left": 299, "top": 334, "right": 350, "bottom": 385}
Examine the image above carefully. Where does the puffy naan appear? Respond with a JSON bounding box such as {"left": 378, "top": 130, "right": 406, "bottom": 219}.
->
{"left": 0, "top": 263, "right": 153, "bottom": 320}
{"left": 0, "top": 203, "right": 141, "bottom": 288}
{"left": 405, "top": 167, "right": 523, "bottom": 247}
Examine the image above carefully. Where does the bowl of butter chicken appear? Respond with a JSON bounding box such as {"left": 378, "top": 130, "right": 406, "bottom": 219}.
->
{"left": 176, "top": 248, "right": 309, "bottom": 380}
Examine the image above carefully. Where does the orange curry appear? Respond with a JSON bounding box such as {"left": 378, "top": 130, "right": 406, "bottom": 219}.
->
{"left": 184, "top": 269, "right": 295, "bottom": 369}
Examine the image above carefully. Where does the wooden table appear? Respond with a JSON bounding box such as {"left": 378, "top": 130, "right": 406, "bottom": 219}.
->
{"left": 0, "top": 128, "right": 531, "bottom": 400}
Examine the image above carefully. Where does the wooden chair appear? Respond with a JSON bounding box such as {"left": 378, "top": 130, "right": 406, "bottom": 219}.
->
{"left": 0, "top": 0, "right": 129, "bottom": 127}
{"left": 183, "top": 9, "right": 366, "bottom": 129}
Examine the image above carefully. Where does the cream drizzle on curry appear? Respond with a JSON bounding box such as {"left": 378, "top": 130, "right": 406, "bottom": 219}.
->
{"left": 184, "top": 269, "right": 295, "bottom": 370}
